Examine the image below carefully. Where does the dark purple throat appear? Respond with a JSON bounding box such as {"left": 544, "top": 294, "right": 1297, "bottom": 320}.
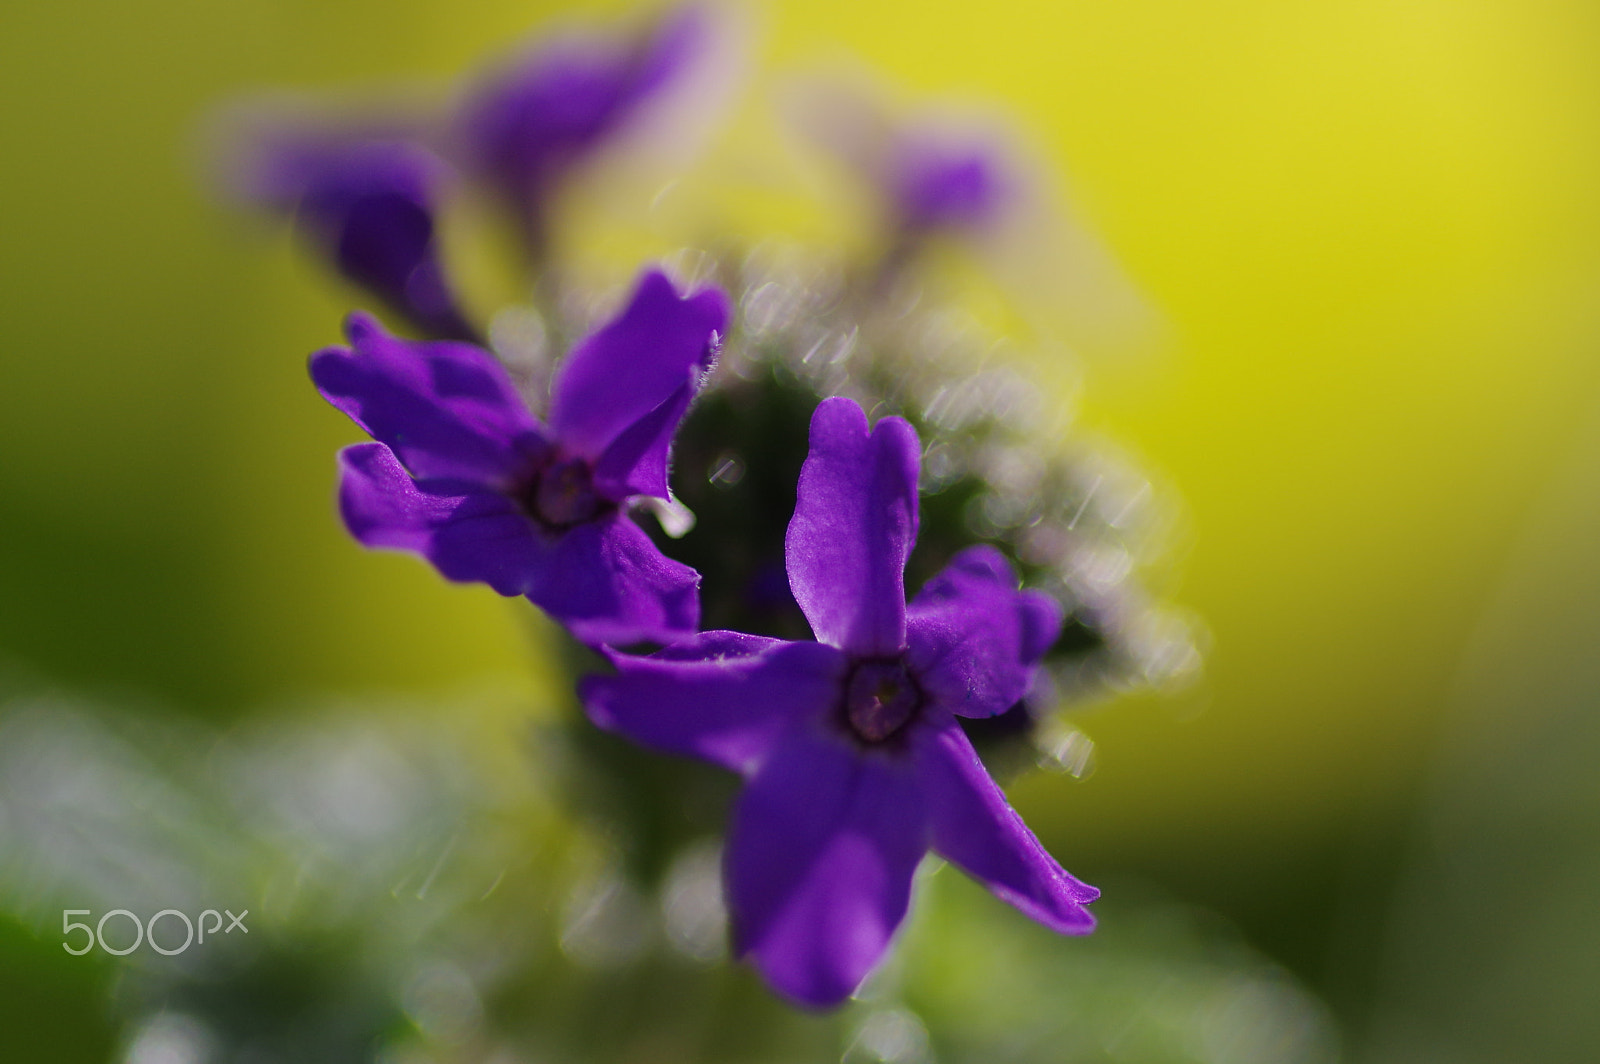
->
{"left": 842, "top": 659, "right": 922, "bottom": 744}
{"left": 522, "top": 453, "right": 612, "bottom": 531}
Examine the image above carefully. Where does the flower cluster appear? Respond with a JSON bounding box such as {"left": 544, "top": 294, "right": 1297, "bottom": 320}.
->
{"left": 310, "top": 270, "right": 1097, "bottom": 1005}
{"left": 230, "top": 3, "right": 1192, "bottom": 1012}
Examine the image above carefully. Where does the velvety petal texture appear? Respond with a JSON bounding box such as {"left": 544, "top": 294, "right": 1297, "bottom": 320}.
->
{"left": 312, "top": 313, "right": 546, "bottom": 485}
{"left": 906, "top": 545, "right": 1065, "bottom": 718}
{"left": 582, "top": 633, "right": 846, "bottom": 774}
{"left": 915, "top": 719, "right": 1098, "bottom": 933}
{"left": 726, "top": 729, "right": 927, "bottom": 1009}
{"left": 785, "top": 397, "right": 921, "bottom": 657}
{"left": 525, "top": 516, "right": 701, "bottom": 646}
{"left": 341, "top": 441, "right": 698, "bottom": 638}
{"left": 551, "top": 268, "right": 728, "bottom": 494}
{"left": 338, "top": 442, "right": 548, "bottom": 596}
{"left": 589, "top": 380, "right": 695, "bottom": 500}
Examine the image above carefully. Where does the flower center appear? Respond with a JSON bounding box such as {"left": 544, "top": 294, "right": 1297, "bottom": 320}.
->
{"left": 843, "top": 660, "right": 922, "bottom": 744}
{"left": 526, "top": 454, "right": 609, "bottom": 531}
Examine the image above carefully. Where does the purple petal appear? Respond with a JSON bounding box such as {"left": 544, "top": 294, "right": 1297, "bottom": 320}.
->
{"left": 338, "top": 441, "right": 550, "bottom": 596}
{"left": 316, "top": 184, "right": 479, "bottom": 343}
{"left": 589, "top": 379, "right": 694, "bottom": 500}
{"left": 295, "top": 143, "right": 476, "bottom": 342}
{"left": 527, "top": 513, "right": 701, "bottom": 645}
{"left": 785, "top": 398, "right": 920, "bottom": 657}
{"left": 727, "top": 728, "right": 927, "bottom": 1008}
{"left": 625, "top": 4, "right": 707, "bottom": 101}
{"left": 339, "top": 445, "right": 697, "bottom": 641}
{"left": 223, "top": 108, "right": 436, "bottom": 209}
{"left": 550, "top": 269, "right": 727, "bottom": 494}
{"left": 888, "top": 134, "right": 1010, "bottom": 235}
{"left": 906, "top": 545, "right": 1064, "bottom": 718}
{"left": 457, "top": 6, "right": 706, "bottom": 204}
{"left": 229, "top": 124, "right": 477, "bottom": 341}
{"left": 914, "top": 718, "right": 1097, "bottom": 933}
{"left": 312, "top": 313, "right": 548, "bottom": 485}
{"left": 581, "top": 633, "right": 847, "bottom": 774}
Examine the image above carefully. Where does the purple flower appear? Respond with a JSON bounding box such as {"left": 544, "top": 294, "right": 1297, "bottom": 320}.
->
{"left": 226, "top": 121, "right": 479, "bottom": 342}
{"left": 311, "top": 268, "right": 729, "bottom": 646}
{"left": 789, "top": 81, "right": 1013, "bottom": 245}
{"left": 885, "top": 131, "right": 1011, "bottom": 238}
{"left": 581, "top": 397, "right": 1096, "bottom": 1008}
{"left": 455, "top": 5, "right": 708, "bottom": 250}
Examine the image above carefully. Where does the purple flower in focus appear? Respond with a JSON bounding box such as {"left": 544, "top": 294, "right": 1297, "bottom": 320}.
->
{"left": 311, "top": 268, "right": 728, "bottom": 645}
{"left": 582, "top": 397, "right": 1096, "bottom": 1008}
{"left": 456, "top": 6, "right": 708, "bottom": 251}
{"left": 229, "top": 125, "right": 479, "bottom": 342}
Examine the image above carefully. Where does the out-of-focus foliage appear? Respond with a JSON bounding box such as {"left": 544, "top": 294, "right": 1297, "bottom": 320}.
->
{"left": 1365, "top": 402, "right": 1600, "bottom": 1064}
{"left": 0, "top": 685, "right": 1336, "bottom": 1063}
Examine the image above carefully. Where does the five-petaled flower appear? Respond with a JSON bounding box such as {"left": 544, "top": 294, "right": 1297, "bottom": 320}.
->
{"left": 311, "top": 268, "right": 728, "bottom": 646}
{"left": 581, "top": 396, "right": 1097, "bottom": 1008}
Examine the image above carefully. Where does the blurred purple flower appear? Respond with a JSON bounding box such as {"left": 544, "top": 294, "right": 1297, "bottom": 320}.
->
{"left": 311, "top": 268, "right": 728, "bottom": 646}
{"left": 228, "top": 125, "right": 479, "bottom": 342}
{"left": 885, "top": 132, "right": 1010, "bottom": 238}
{"left": 456, "top": 5, "right": 709, "bottom": 253}
{"left": 582, "top": 397, "right": 1096, "bottom": 1008}
{"left": 787, "top": 78, "right": 1015, "bottom": 250}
